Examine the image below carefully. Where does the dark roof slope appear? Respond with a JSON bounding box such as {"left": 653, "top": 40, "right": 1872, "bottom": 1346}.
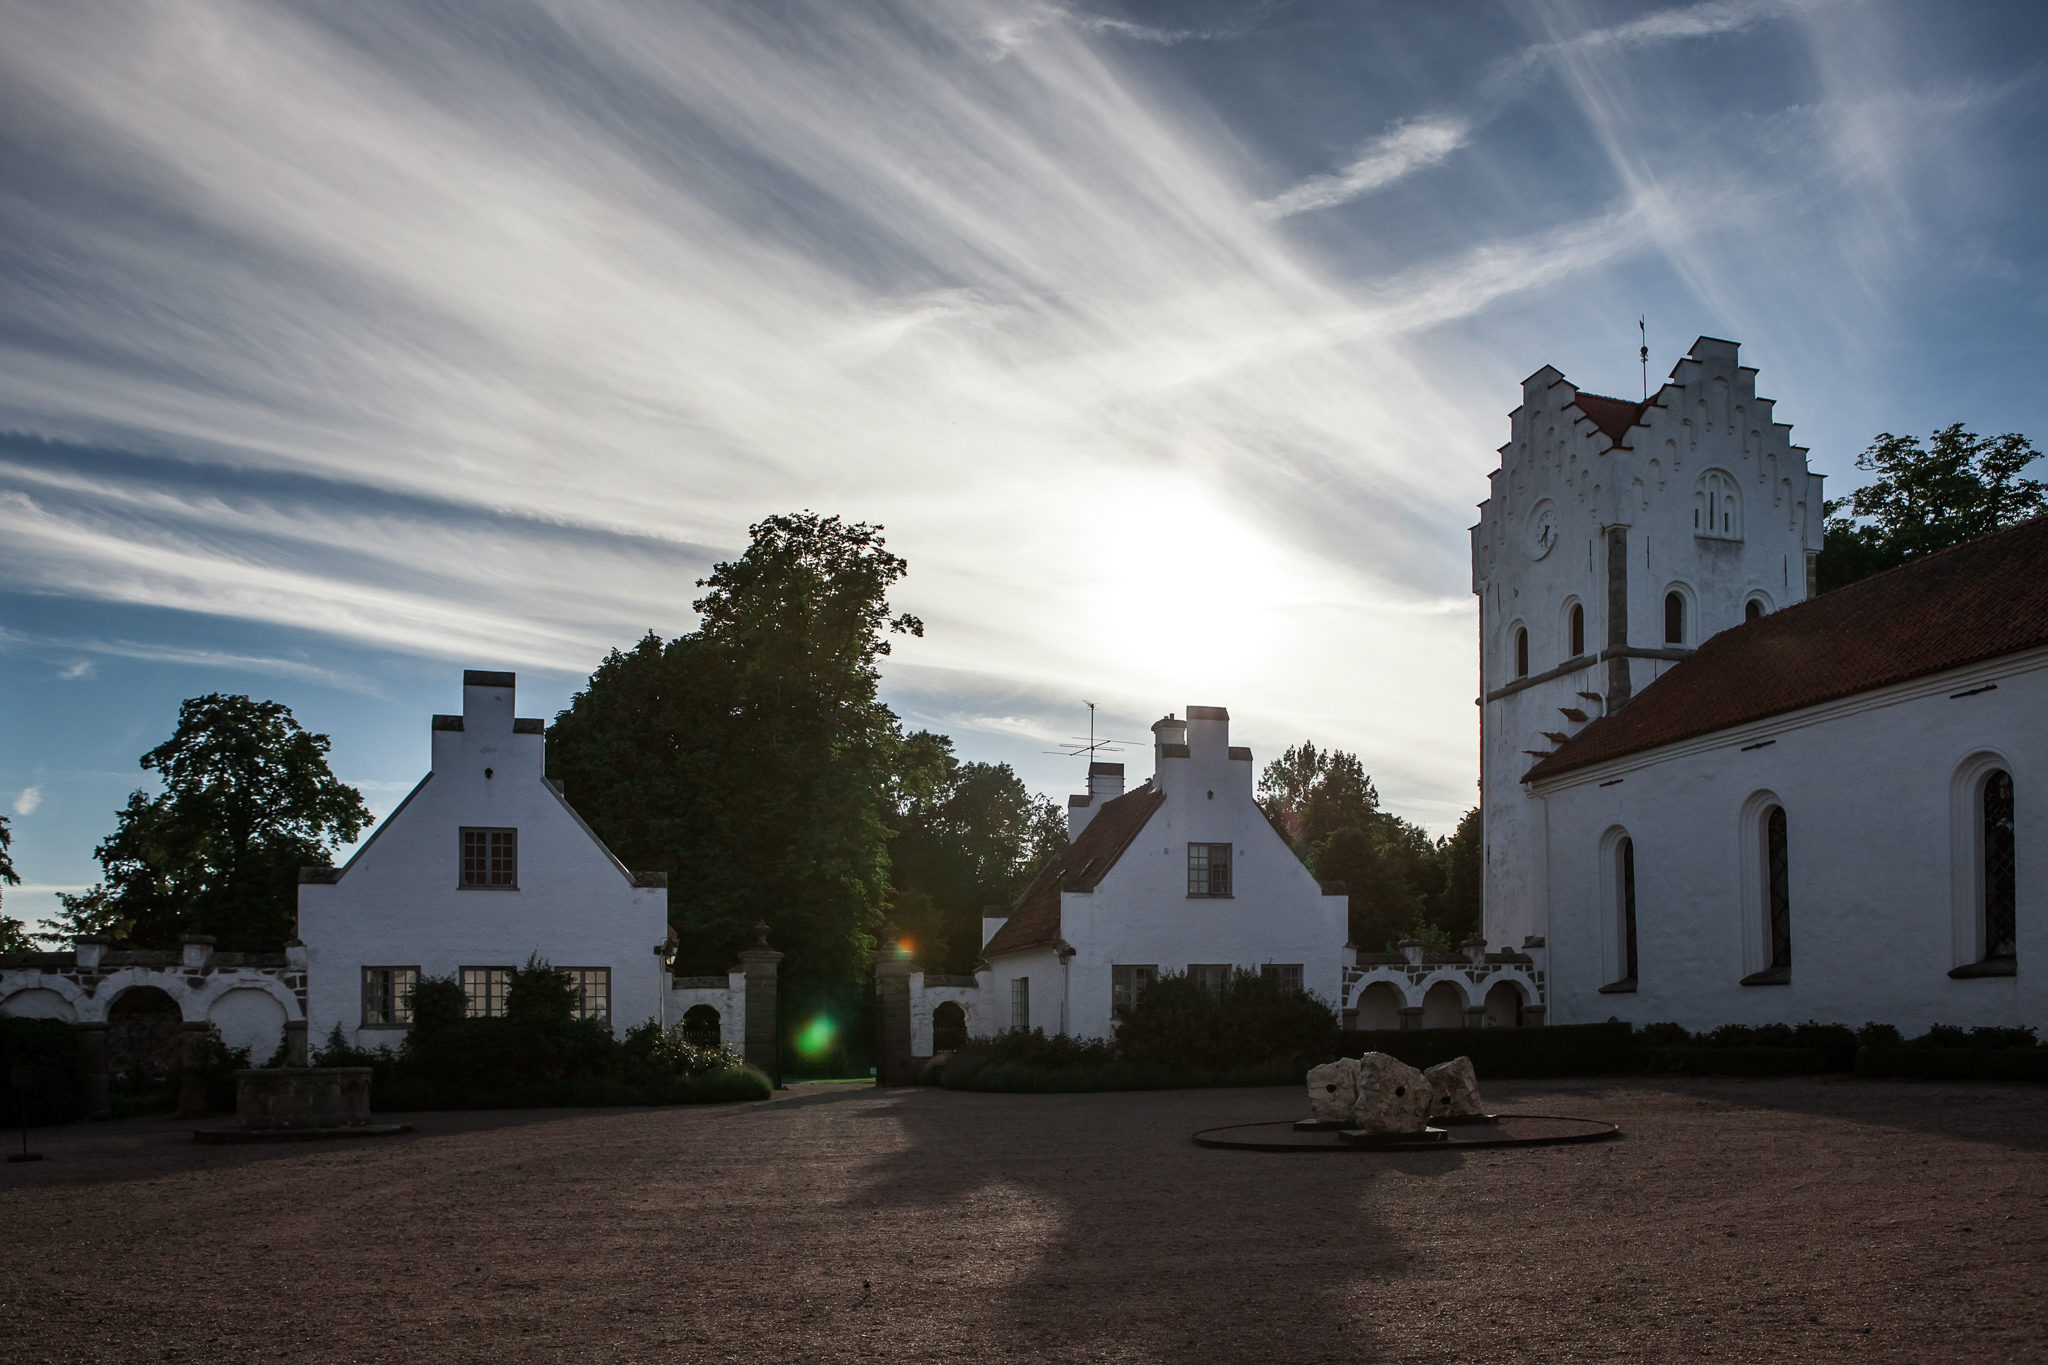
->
{"left": 984, "top": 783, "right": 1166, "bottom": 956}
{"left": 1570, "top": 391, "right": 1648, "bottom": 448}
{"left": 1526, "top": 515, "right": 2048, "bottom": 783}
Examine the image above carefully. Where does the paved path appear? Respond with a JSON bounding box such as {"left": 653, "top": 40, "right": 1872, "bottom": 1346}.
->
{"left": 2, "top": 1077, "right": 2044, "bottom": 1362}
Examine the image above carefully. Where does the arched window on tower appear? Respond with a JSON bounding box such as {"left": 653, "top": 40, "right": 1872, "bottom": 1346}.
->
{"left": 1665, "top": 593, "right": 1685, "bottom": 645}
{"left": 1743, "top": 805, "right": 1792, "bottom": 985}
{"left": 1569, "top": 603, "right": 1585, "bottom": 658}
{"left": 1745, "top": 599, "right": 1763, "bottom": 624}
{"left": 1693, "top": 469, "right": 1743, "bottom": 541}
{"left": 1514, "top": 626, "right": 1529, "bottom": 678}
{"left": 1983, "top": 770, "right": 2016, "bottom": 961}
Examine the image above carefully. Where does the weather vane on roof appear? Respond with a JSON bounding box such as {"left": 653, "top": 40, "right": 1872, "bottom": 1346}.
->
{"left": 1639, "top": 317, "right": 1649, "bottom": 402}
{"left": 1043, "top": 701, "right": 1147, "bottom": 760}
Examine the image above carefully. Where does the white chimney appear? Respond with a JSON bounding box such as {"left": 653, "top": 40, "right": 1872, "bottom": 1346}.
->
{"left": 1087, "top": 762, "right": 1124, "bottom": 801}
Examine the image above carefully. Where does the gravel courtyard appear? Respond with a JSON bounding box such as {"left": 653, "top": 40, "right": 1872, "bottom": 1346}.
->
{"left": 2, "top": 1077, "right": 2044, "bottom": 1363}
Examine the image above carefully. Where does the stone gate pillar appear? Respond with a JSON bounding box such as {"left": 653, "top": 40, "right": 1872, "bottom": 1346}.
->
{"left": 75, "top": 1022, "right": 111, "bottom": 1120}
{"left": 283, "top": 1019, "right": 310, "bottom": 1068}
{"left": 870, "top": 922, "right": 915, "bottom": 1086}
{"left": 177, "top": 1020, "right": 211, "bottom": 1119}
{"left": 737, "top": 921, "right": 783, "bottom": 1083}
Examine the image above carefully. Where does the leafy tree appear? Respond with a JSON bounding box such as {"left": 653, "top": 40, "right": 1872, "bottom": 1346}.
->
{"left": 1258, "top": 743, "right": 1473, "bottom": 951}
{"left": 86, "top": 695, "right": 372, "bottom": 952}
{"left": 1818, "top": 424, "right": 2044, "bottom": 591}
{"left": 547, "top": 512, "right": 922, "bottom": 995}
{"left": 885, "top": 731, "right": 1067, "bottom": 973}
{"left": 1434, "top": 807, "right": 1483, "bottom": 944}
{"left": 0, "top": 814, "right": 28, "bottom": 952}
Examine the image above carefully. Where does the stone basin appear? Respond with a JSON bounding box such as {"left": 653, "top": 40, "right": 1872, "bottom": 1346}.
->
{"left": 234, "top": 1067, "right": 374, "bottom": 1130}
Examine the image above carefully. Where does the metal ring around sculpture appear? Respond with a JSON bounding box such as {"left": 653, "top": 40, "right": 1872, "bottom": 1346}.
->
{"left": 1190, "top": 1114, "right": 1619, "bottom": 1152}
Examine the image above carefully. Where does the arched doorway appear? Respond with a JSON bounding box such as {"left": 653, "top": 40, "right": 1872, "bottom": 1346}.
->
{"left": 1421, "top": 981, "right": 1465, "bottom": 1030}
{"left": 1482, "top": 981, "right": 1526, "bottom": 1028}
{"left": 108, "top": 986, "right": 183, "bottom": 1101}
{"left": 1355, "top": 982, "right": 1402, "bottom": 1031}
{"left": 931, "top": 1001, "right": 967, "bottom": 1053}
{"left": 681, "top": 1004, "right": 722, "bottom": 1048}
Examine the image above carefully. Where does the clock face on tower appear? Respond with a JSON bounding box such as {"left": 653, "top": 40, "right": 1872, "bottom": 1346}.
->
{"left": 1529, "top": 502, "right": 1560, "bottom": 560}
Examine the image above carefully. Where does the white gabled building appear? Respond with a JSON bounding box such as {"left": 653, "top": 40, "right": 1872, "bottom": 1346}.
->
{"left": 979, "top": 706, "right": 1349, "bottom": 1040}
{"left": 298, "top": 670, "right": 669, "bottom": 1048}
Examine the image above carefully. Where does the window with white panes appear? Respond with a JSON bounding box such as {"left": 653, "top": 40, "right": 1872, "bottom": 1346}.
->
{"left": 1187, "top": 843, "right": 1233, "bottom": 897}
{"left": 361, "top": 967, "right": 419, "bottom": 1026}
{"left": 460, "top": 828, "right": 518, "bottom": 887}
{"left": 1259, "top": 963, "right": 1303, "bottom": 993}
{"left": 562, "top": 967, "right": 611, "bottom": 1021}
{"left": 461, "top": 966, "right": 513, "bottom": 1017}
{"left": 1111, "top": 964, "right": 1156, "bottom": 1015}
{"left": 1010, "top": 977, "right": 1030, "bottom": 1030}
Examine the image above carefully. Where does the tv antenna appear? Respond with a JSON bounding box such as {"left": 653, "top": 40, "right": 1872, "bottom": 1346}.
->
{"left": 1639, "top": 317, "right": 1649, "bottom": 401}
{"left": 1042, "top": 701, "right": 1148, "bottom": 760}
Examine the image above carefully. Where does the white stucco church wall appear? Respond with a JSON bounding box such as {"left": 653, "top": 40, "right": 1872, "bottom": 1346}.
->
{"left": 298, "top": 671, "right": 669, "bottom": 1048}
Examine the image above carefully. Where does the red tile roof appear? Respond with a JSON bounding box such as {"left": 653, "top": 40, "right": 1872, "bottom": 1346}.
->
{"left": 1525, "top": 515, "right": 2048, "bottom": 783}
{"left": 1570, "top": 391, "right": 1649, "bottom": 448}
{"left": 983, "top": 783, "right": 1166, "bottom": 957}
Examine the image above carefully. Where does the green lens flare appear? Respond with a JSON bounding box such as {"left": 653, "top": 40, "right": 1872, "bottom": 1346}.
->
{"left": 795, "top": 1016, "right": 837, "bottom": 1058}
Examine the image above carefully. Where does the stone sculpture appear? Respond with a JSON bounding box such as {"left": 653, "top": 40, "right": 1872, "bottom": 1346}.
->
{"left": 1347, "top": 1052, "right": 1431, "bottom": 1134}
{"left": 1423, "top": 1055, "right": 1486, "bottom": 1120}
{"left": 1305, "top": 1057, "right": 1360, "bottom": 1123}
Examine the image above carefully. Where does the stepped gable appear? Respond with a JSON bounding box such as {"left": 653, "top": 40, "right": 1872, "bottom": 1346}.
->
{"left": 984, "top": 782, "right": 1166, "bottom": 956}
{"left": 1525, "top": 514, "right": 2048, "bottom": 783}
{"left": 1568, "top": 390, "right": 1648, "bottom": 448}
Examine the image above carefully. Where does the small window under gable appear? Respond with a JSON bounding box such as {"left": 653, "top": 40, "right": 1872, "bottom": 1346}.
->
{"left": 1188, "top": 844, "right": 1233, "bottom": 897}
{"left": 461, "top": 828, "right": 517, "bottom": 887}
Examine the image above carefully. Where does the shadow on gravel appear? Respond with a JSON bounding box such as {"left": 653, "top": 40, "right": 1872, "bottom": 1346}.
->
{"left": 1617, "top": 1075, "right": 2048, "bottom": 1153}
{"left": 842, "top": 1086, "right": 1467, "bottom": 1361}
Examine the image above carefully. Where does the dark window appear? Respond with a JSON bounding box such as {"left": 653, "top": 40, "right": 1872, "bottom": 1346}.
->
{"left": 1010, "top": 977, "right": 1030, "bottom": 1030}
{"left": 1985, "top": 770, "right": 2016, "bottom": 959}
{"left": 1569, "top": 603, "right": 1585, "bottom": 657}
{"left": 932, "top": 1001, "right": 968, "bottom": 1052}
{"left": 461, "top": 967, "right": 512, "bottom": 1017}
{"left": 1514, "top": 627, "right": 1529, "bottom": 678}
{"left": 1745, "top": 600, "right": 1763, "bottom": 623}
{"left": 1188, "top": 964, "right": 1230, "bottom": 998}
{"left": 1620, "top": 838, "right": 1638, "bottom": 982}
{"left": 562, "top": 967, "right": 610, "bottom": 1021}
{"left": 1111, "top": 964, "right": 1156, "bottom": 1015}
{"left": 1187, "top": 843, "right": 1233, "bottom": 896}
{"left": 1766, "top": 806, "right": 1791, "bottom": 971}
{"left": 1261, "top": 963, "right": 1304, "bottom": 993}
{"left": 461, "top": 828, "right": 517, "bottom": 887}
{"left": 1664, "top": 593, "right": 1685, "bottom": 645}
{"left": 361, "top": 967, "right": 419, "bottom": 1026}
{"left": 682, "top": 1004, "right": 722, "bottom": 1047}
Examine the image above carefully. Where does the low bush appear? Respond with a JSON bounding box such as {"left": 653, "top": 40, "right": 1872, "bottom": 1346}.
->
{"left": 1637, "top": 1046, "right": 1837, "bottom": 1077}
{"left": 1856, "top": 1048, "right": 2048, "bottom": 1082}
{"left": 1113, "top": 970, "right": 1342, "bottom": 1071}
{"left": 0, "top": 1017, "right": 86, "bottom": 1126}
{"left": 307, "top": 959, "right": 770, "bottom": 1111}
{"left": 1346, "top": 1021, "right": 1636, "bottom": 1078}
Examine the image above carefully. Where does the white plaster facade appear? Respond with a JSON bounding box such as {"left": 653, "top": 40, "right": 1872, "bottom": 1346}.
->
{"left": 297, "top": 671, "right": 669, "bottom": 1047}
{"left": 667, "top": 974, "right": 747, "bottom": 1048}
{"left": 1472, "top": 337, "right": 1824, "bottom": 959}
{"left": 979, "top": 706, "right": 1348, "bottom": 1041}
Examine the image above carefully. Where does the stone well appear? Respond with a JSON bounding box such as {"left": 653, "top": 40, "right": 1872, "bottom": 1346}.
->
{"left": 234, "top": 1067, "right": 374, "bottom": 1130}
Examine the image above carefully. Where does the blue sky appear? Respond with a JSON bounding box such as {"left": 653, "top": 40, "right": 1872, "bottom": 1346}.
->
{"left": 3, "top": 0, "right": 2045, "bottom": 932}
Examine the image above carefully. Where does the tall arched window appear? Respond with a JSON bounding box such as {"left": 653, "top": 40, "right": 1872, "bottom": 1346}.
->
{"left": 1621, "top": 836, "right": 1639, "bottom": 982}
{"left": 1984, "top": 770, "right": 2016, "bottom": 960}
{"left": 1765, "top": 806, "right": 1791, "bottom": 971}
{"left": 1514, "top": 626, "right": 1529, "bottom": 678}
{"left": 1569, "top": 603, "right": 1585, "bottom": 657}
{"left": 1665, "top": 592, "right": 1685, "bottom": 645}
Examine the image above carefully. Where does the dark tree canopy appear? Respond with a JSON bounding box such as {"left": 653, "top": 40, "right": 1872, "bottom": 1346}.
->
{"left": 547, "top": 512, "right": 922, "bottom": 994}
{"left": 1257, "top": 742, "right": 1475, "bottom": 952}
{"left": 886, "top": 731, "right": 1066, "bottom": 974}
{"left": 0, "top": 813, "right": 29, "bottom": 952}
{"left": 1819, "top": 424, "right": 2044, "bottom": 591}
{"left": 86, "top": 694, "right": 372, "bottom": 952}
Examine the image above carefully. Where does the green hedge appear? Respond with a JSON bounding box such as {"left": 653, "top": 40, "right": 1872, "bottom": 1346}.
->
{"left": 0, "top": 1018, "right": 86, "bottom": 1126}
{"left": 1341, "top": 1021, "right": 1636, "bottom": 1078}
{"left": 1638, "top": 1045, "right": 1836, "bottom": 1076}
{"left": 1855, "top": 1048, "right": 2048, "bottom": 1082}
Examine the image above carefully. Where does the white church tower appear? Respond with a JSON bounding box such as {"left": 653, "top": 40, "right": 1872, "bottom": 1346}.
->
{"left": 1469, "top": 336, "right": 1827, "bottom": 955}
